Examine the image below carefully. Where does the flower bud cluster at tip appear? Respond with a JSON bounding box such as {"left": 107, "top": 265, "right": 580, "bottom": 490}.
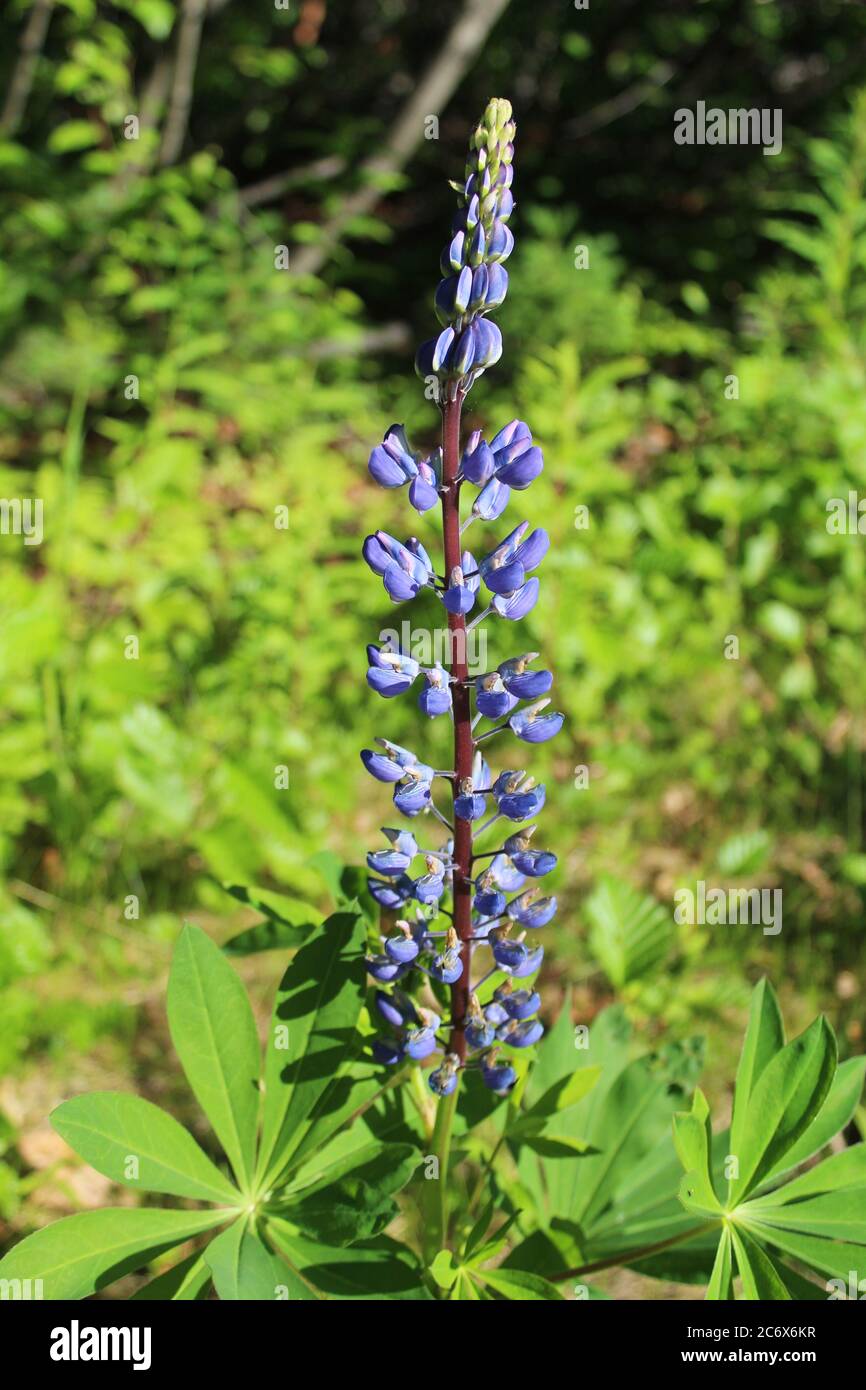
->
{"left": 415, "top": 98, "right": 517, "bottom": 399}
{"left": 359, "top": 99, "right": 563, "bottom": 1097}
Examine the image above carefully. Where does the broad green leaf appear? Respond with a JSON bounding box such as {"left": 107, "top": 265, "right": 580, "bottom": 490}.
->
{"left": 256, "top": 909, "right": 367, "bottom": 1188}
{"left": 729, "top": 1016, "right": 836, "bottom": 1203}
{"left": 729, "top": 978, "right": 784, "bottom": 1167}
{"left": 280, "top": 1143, "right": 418, "bottom": 1246}
{"left": 51, "top": 1092, "right": 239, "bottom": 1204}
{"left": 705, "top": 1226, "right": 733, "bottom": 1300}
{"left": 205, "top": 1219, "right": 318, "bottom": 1300}
{"left": 673, "top": 1089, "right": 720, "bottom": 1214}
{"left": 752, "top": 1143, "right": 866, "bottom": 1206}
{"left": 585, "top": 874, "right": 673, "bottom": 988}
{"left": 730, "top": 1225, "right": 791, "bottom": 1300}
{"left": 744, "top": 1188, "right": 866, "bottom": 1242}
{"left": 267, "top": 1227, "right": 430, "bottom": 1300}
{"left": 130, "top": 1252, "right": 211, "bottom": 1301}
{"left": 0, "top": 1208, "right": 224, "bottom": 1300}
{"left": 166, "top": 926, "right": 260, "bottom": 1192}
{"left": 513, "top": 1066, "right": 602, "bottom": 1129}
{"left": 280, "top": 1138, "right": 418, "bottom": 1205}
{"left": 430, "top": 1249, "right": 459, "bottom": 1289}
{"left": 519, "top": 1134, "right": 598, "bottom": 1159}
{"left": 737, "top": 1219, "right": 865, "bottom": 1282}
{"left": 759, "top": 1057, "right": 866, "bottom": 1188}
{"left": 222, "top": 884, "right": 322, "bottom": 954}
{"left": 477, "top": 1266, "right": 564, "bottom": 1300}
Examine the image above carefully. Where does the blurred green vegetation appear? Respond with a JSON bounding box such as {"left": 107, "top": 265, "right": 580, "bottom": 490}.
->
{"left": 1, "top": 0, "right": 865, "bottom": 1242}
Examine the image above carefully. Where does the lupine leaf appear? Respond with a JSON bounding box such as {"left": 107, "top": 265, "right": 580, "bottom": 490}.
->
{"left": 519, "top": 1134, "right": 598, "bottom": 1159}
{"left": 743, "top": 1188, "right": 866, "bottom": 1242}
{"left": 51, "top": 1091, "right": 239, "bottom": 1204}
{"left": 752, "top": 1143, "right": 866, "bottom": 1206}
{"left": 205, "top": 1219, "right": 320, "bottom": 1301}
{"left": 705, "top": 1226, "right": 733, "bottom": 1300}
{"left": 166, "top": 925, "right": 261, "bottom": 1192}
{"left": 674, "top": 1089, "right": 721, "bottom": 1215}
{"left": 739, "top": 1222, "right": 866, "bottom": 1283}
{"left": 430, "top": 1249, "right": 459, "bottom": 1289}
{"left": 280, "top": 1144, "right": 418, "bottom": 1247}
{"left": 477, "top": 1266, "right": 565, "bottom": 1300}
{"left": 256, "top": 908, "right": 367, "bottom": 1188}
{"left": 730, "top": 1225, "right": 791, "bottom": 1300}
{"left": 729, "top": 977, "right": 784, "bottom": 1169}
{"left": 130, "top": 1252, "right": 212, "bottom": 1301}
{"left": 728, "top": 1015, "right": 836, "bottom": 1203}
{"left": 0, "top": 1207, "right": 225, "bottom": 1300}
{"left": 222, "top": 884, "right": 322, "bottom": 954}
{"left": 266, "top": 1225, "right": 430, "bottom": 1299}
{"left": 512, "top": 1065, "right": 601, "bottom": 1128}
{"left": 758, "top": 1056, "right": 866, "bottom": 1189}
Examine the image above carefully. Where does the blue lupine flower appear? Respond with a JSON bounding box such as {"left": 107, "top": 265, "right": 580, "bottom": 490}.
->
{"left": 500, "top": 652, "right": 552, "bottom": 699}
{"left": 488, "top": 852, "right": 526, "bottom": 892}
{"left": 368, "top": 425, "right": 418, "bottom": 488}
{"left": 481, "top": 1052, "right": 517, "bottom": 1093}
{"left": 419, "top": 665, "right": 452, "bottom": 717}
{"left": 473, "top": 869, "right": 506, "bottom": 918}
{"left": 472, "top": 477, "right": 510, "bottom": 522}
{"left": 493, "top": 770, "right": 546, "bottom": 821}
{"left": 504, "top": 827, "right": 556, "bottom": 877}
{"left": 384, "top": 923, "right": 421, "bottom": 965}
{"left": 492, "top": 578, "right": 539, "bottom": 620}
{"left": 429, "top": 927, "right": 463, "bottom": 984}
{"left": 509, "top": 698, "right": 564, "bottom": 743}
{"left": 366, "top": 954, "right": 409, "bottom": 983}
{"left": 372, "top": 1038, "right": 405, "bottom": 1065}
{"left": 497, "top": 984, "right": 541, "bottom": 1020}
{"left": 454, "top": 776, "right": 488, "bottom": 821}
{"left": 499, "top": 1017, "right": 544, "bottom": 1048}
{"left": 442, "top": 564, "right": 476, "bottom": 614}
{"left": 507, "top": 891, "right": 557, "bottom": 928}
{"left": 366, "top": 644, "right": 421, "bottom": 697}
{"left": 429, "top": 1053, "right": 460, "bottom": 1097}
{"left": 367, "top": 827, "right": 418, "bottom": 876}
{"left": 475, "top": 672, "right": 516, "bottom": 719}
{"left": 461, "top": 432, "right": 495, "bottom": 484}
{"left": 465, "top": 996, "right": 496, "bottom": 1050}
{"left": 414, "top": 855, "right": 447, "bottom": 904}
{"left": 367, "top": 873, "right": 414, "bottom": 908}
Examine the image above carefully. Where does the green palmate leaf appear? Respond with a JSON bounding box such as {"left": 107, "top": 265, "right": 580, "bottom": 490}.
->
{"left": 477, "top": 1266, "right": 565, "bottom": 1301}
{"left": 705, "top": 1226, "right": 733, "bottom": 1300}
{"left": 205, "top": 1219, "right": 319, "bottom": 1301}
{"left": 281, "top": 1139, "right": 418, "bottom": 1207}
{"left": 729, "top": 978, "right": 785, "bottom": 1167}
{"left": 0, "top": 1207, "right": 224, "bottom": 1300}
{"left": 740, "top": 1221, "right": 866, "bottom": 1284}
{"left": 256, "top": 908, "right": 367, "bottom": 1189}
{"left": 759, "top": 1057, "right": 866, "bottom": 1188}
{"left": 513, "top": 1065, "right": 602, "bottom": 1128}
{"left": 51, "top": 1092, "right": 239, "bottom": 1205}
{"left": 585, "top": 874, "right": 673, "bottom": 988}
{"left": 520, "top": 1135, "right": 598, "bottom": 1159}
{"left": 166, "top": 925, "right": 261, "bottom": 1193}
{"left": 222, "top": 884, "right": 323, "bottom": 954}
{"left": 430, "top": 1249, "right": 459, "bottom": 1289}
{"left": 266, "top": 1228, "right": 430, "bottom": 1300}
{"left": 130, "top": 1252, "right": 211, "bottom": 1301}
{"left": 673, "top": 1089, "right": 720, "bottom": 1215}
{"left": 280, "top": 1144, "right": 418, "bottom": 1246}
{"left": 744, "top": 1185, "right": 866, "bottom": 1242}
{"left": 729, "top": 1016, "right": 837, "bottom": 1204}
{"left": 754, "top": 1143, "right": 866, "bottom": 1206}
{"left": 730, "top": 1225, "right": 791, "bottom": 1301}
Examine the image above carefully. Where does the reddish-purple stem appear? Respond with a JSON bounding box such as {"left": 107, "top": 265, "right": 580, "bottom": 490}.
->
{"left": 440, "top": 390, "right": 473, "bottom": 1063}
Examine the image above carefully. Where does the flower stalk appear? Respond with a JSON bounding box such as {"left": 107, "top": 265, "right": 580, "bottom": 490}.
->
{"left": 360, "top": 98, "right": 564, "bottom": 1101}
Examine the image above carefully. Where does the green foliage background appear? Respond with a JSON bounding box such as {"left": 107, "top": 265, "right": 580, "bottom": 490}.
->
{"left": 0, "top": 0, "right": 864, "bottom": 1282}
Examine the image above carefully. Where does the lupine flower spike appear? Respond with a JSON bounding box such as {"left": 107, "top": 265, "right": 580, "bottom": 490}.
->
{"left": 361, "top": 98, "right": 563, "bottom": 1096}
